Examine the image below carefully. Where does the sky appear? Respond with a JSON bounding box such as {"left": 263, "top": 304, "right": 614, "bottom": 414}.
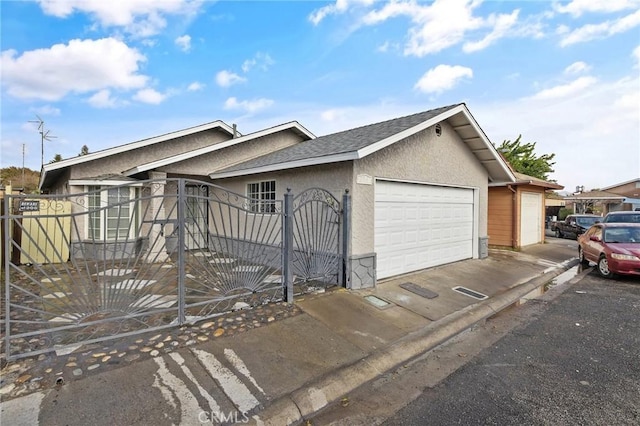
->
{"left": 1, "top": 0, "right": 639, "bottom": 194}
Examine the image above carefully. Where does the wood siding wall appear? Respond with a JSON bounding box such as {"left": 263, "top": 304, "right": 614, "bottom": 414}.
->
{"left": 488, "top": 187, "right": 514, "bottom": 247}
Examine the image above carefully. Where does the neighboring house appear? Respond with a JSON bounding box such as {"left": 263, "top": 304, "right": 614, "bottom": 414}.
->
{"left": 40, "top": 103, "right": 516, "bottom": 287}
{"left": 561, "top": 179, "right": 640, "bottom": 215}
{"left": 564, "top": 189, "right": 629, "bottom": 216}
{"left": 602, "top": 178, "right": 640, "bottom": 211}
{"left": 488, "top": 172, "right": 563, "bottom": 249}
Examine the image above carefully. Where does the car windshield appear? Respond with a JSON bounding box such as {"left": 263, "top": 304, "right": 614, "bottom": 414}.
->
{"left": 604, "top": 213, "right": 640, "bottom": 223}
{"left": 603, "top": 227, "right": 640, "bottom": 244}
{"left": 576, "top": 217, "right": 600, "bottom": 227}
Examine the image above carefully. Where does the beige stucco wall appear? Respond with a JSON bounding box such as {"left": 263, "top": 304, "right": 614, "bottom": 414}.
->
{"left": 214, "top": 162, "right": 354, "bottom": 202}
{"left": 161, "top": 132, "right": 307, "bottom": 176}
{"left": 211, "top": 162, "right": 354, "bottom": 247}
{"left": 351, "top": 121, "right": 488, "bottom": 255}
{"left": 70, "top": 128, "right": 231, "bottom": 180}
{"left": 49, "top": 168, "right": 71, "bottom": 194}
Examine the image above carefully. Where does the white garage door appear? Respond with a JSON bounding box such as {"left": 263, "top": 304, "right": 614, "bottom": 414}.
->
{"left": 375, "top": 180, "right": 475, "bottom": 279}
{"left": 520, "top": 192, "right": 542, "bottom": 246}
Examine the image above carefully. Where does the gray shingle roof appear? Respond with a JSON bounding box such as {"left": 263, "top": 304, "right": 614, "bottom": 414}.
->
{"left": 213, "top": 104, "right": 462, "bottom": 174}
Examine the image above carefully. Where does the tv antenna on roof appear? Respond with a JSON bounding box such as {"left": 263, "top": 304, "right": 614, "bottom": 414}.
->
{"left": 28, "top": 115, "right": 57, "bottom": 171}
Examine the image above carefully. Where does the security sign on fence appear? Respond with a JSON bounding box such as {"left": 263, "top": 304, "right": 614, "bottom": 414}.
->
{"left": 1, "top": 179, "right": 349, "bottom": 360}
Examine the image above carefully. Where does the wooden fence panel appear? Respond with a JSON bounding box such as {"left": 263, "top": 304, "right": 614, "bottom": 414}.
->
{"left": 19, "top": 200, "right": 72, "bottom": 264}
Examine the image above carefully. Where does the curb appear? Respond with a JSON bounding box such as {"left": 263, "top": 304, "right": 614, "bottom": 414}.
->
{"left": 253, "top": 258, "right": 580, "bottom": 425}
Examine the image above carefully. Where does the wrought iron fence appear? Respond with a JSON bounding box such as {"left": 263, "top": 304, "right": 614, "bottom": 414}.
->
{"left": 2, "top": 179, "right": 349, "bottom": 360}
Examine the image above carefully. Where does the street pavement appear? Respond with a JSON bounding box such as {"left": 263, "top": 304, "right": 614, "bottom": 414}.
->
{"left": 383, "top": 271, "right": 640, "bottom": 425}
{"left": 1, "top": 237, "right": 579, "bottom": 426}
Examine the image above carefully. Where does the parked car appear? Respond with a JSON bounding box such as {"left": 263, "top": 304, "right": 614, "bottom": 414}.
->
{"left": 552, "top": 214, "right": 602, "bottom": 239}
{"left": 578, "top": 223, "right": 640, "bottom": 278}
{"left": 602, "top": 211, "right": 640, "bottom": 223}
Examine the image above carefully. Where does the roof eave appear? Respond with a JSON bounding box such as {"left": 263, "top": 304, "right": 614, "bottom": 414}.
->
{"left": 209, "top": 152, "right": 358, "bottom": 180}
{"left": 123, "top": 121, "right": 316, "bottom": 177}
{"left": 212, "top": 104, "right": 516, "bottom": 184}
{"left": 357, "top": 103, "right": 515, "bottom": 183}
{"left": 39, "top": 120, "right": 235, "bottom": 190}
{"left": 489, "top": 180, "right": 563, "bottom": 190}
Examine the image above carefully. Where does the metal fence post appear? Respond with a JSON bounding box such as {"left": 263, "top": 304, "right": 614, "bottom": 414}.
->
{"left": 283, "top": 188, "right": 294, "bottom": 302}
{"left": 3, "top": 192, "right": 11, "bottom": 359}
{"left": 341, "top": 190, "right": 351, "bottom": 288}
{"left": 177, "top": 179, "right": 186, "bottom": 324}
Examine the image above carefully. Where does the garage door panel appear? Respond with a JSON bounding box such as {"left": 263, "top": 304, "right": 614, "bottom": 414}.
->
{"left": 520, "top": 192, "right": 542, "bottom": 246}
{"left": 375, "top": 181, "right": 475, "bottom": 279}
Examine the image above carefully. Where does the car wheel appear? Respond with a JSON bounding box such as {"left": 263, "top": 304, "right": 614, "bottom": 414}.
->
{"left": 555, "top": 229, "right": 562, "bottom": 238}
{"left": 578, "top": 248, "right": 589, "bottom": 265}
{"left": 597, "top": 255, "right": 613, "bottom": 278}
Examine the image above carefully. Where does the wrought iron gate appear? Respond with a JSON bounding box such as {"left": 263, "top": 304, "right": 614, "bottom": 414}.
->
{"left": 2, "top": 179, "right": 349, "bottom": 360}
{"left": 290, "top": 188, "right": 342, "bottom": 294}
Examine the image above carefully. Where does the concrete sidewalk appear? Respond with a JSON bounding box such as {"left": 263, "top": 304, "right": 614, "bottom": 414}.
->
{"left": 1, "top": 239, "right": 580, "bottom": 426}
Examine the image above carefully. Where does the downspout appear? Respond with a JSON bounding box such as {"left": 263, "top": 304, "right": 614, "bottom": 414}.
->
{"left": 508, "top": 185, "right": 518, "bottom": 248}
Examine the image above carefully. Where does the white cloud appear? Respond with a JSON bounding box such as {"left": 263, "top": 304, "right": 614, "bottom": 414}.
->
{"left": 377, "top": 41, "right": 390, "bottom": 52}
{"left": 560, "top": 9, "right": 640, "bottom": 46}
{"left": 463, "top": 9, "right": 519, "bottom": 53}
{"left": 475, "top": 75, "right": 639, "bottom": 193}
{"left": 223, "top": 97, "right": 274, "bottom": 113}
{"left": 366, "top": 0, "right": 484, "bottom": 56}
{"left": 634, "top": 45, "right": 640, "bottom": 67}
{"left": 241, "top": 52, "right": 275, "bottom": 73}
{"left": 528, "top": 76, "right": 598, "bottom": 100}
{"left": 36, "top": 0, "right": 203, "bottom": 38}
{"left": 31, "top": 105, "right": 61, "bottom": 116}
{"left": 414, "top": 65, "right": 473, "bottom": 94}
{"left": 361, "top": 0, "right": 419, "bottom": 25}
{"left": 309, "top": 0, "right": 531, "bottom": 57}
{"left": 175, "top": 35, "right": 191, "bottom": 52}
{"left": 187, "top": 81, "right": 204, "bottom": 91}
{"left": 0, "top": 38, "right": 148, "bottom": 101}
{"left": 88, "top": 89, "right": 118, "bottom": 108}
{"left": 362, "top": 0, "right": 523, "bottom": 57}
{"left": 215, "top": 70, "right": 246, "bottom": 88}
{"left": 133, "top": 88, "right": 167, "bottom": 104}
{"left": 309, "top": 0, "right": 375, "bottom": 25}
{"left": 321, "top": 109, "right": 342, "bottom": 122}
{"left": 564, "top": 61, "right": 591, "bottom": 74}
{"left": 553, "top": 0, "right": 640, "bottom": 17}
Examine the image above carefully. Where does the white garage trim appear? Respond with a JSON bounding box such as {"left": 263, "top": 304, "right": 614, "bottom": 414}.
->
{"left": 520, "top": 191, "right": 543, "bottom": 246}
{"left": 374, "top": 179, "right": 478, "bottom": 279}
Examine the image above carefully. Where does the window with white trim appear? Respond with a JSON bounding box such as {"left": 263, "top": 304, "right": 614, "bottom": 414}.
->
{"left": 87, "top": 186, "right": 139, "bottom": 240}
{"left": 247, "top": 180, "right": 276, "bottom": 213}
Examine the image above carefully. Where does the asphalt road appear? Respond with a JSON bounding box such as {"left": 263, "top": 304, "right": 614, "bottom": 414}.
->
{"left": 384, "top": 271, "right": 640, "bottom": 426}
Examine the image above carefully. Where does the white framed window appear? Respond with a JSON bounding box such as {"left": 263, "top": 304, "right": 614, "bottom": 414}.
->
{"left": 87, "top": 185, "right": 139, "bottom": 241}
{"left": 247, "top": 180, "right": 276, "bottom": 213}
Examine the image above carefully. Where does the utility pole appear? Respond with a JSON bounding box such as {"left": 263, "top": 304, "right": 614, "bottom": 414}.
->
{"left": 28, "top": 115, "right": 56, "bottom": 171}
{"left": 22, "top": 143, "right": 25, "bottom": 189}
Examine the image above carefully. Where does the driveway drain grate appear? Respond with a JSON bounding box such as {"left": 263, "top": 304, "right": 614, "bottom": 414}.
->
{"left": 399, "top": 282, "right": 439, "bottom": 299}
{"left": 452, "top": 286, "right": 488, "bottom": 300}
{"left": 364, "top": 295, "right": 392, "bottom": 309}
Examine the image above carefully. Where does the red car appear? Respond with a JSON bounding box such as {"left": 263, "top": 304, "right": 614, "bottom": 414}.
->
{"left": 578, "top": 223, "right": 640, "bottom": 278}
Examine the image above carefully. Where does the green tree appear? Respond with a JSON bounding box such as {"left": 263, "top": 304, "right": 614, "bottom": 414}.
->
{"left": 496, "top": 135, "right": 556, "bottom": 181}
{"left": 49, "top": 154, "right": 63, "bottom": 163}
{"left": 79, "top": 145, "right": 89, "bottom": 156}
{"left": 0, "top": 166, "right": 41, "bottom": 193}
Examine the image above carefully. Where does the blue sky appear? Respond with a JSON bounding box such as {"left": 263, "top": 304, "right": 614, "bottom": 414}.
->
{"left": 1, "top": 0, "right": 639, "bottom": 193}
